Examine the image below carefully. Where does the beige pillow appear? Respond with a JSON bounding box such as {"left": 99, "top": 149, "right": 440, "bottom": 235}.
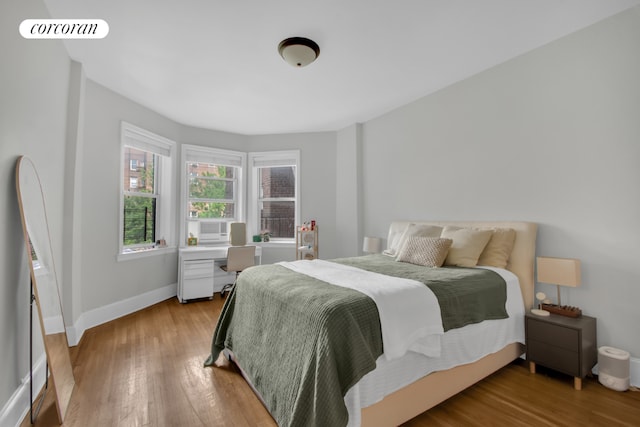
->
{"left": 384, "top": 223, "right": 442, "bottom": 257}
{"left": 441, "top": 226, "right": 493, "bottom": 267}
{"left": 477, "top": 228, "right": 516, "bottom": 268}
{"left": 396, "top": 236, "right": 452, "bottom": 267}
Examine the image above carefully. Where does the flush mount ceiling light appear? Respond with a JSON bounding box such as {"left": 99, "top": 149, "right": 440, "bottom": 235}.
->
{"left": 278, "top": 37, "right": 320, "bottom": 67}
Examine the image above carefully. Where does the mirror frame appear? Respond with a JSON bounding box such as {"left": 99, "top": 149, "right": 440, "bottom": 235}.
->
{"left": 15, "top": 156, "right": 75, "bottom": 423}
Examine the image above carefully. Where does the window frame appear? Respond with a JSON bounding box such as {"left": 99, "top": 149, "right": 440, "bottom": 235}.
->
{"left": 247, "top": 150, "right": 300, "bottom": 242}
{"left": 180, "top": 145, "right": 246, "bottom": 246}
{"left": 118, "top": 122, "right": 176, "bottom": 260}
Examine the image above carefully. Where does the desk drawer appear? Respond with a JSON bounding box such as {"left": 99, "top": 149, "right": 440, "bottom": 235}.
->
{"left": 183, "top": 260, "right": 214, "bottom": 279}
{"left": 527, "top": 319, "right": 578, "bottom": 351}
{"left": 182, "top": 276, "right": 213, "bottom": 300}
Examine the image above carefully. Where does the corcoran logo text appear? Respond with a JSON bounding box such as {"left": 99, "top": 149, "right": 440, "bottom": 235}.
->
{"left": 20, "top": 19, "right": 109, "bottom": 39}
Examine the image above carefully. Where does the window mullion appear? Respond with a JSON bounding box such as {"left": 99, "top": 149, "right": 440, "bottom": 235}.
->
{"left": 191, "top": 176, "right": 234, "bottom": 182}
{"left": 189, "top": 197, "right": 234, "bottom": 203}
{"left": 259, "top": 197, "right": 295, "bottom": 202}
{"left": 124, "top": 191, "right": 157, "bottom": 198}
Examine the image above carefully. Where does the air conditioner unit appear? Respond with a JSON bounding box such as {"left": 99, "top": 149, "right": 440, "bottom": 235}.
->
{"left": 199, "top": 221, "right": 228, "bottom": 244}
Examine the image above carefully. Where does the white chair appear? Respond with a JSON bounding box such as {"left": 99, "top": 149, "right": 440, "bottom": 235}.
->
{"left": 220, "top": 245, "right": 256, "bottom": 297}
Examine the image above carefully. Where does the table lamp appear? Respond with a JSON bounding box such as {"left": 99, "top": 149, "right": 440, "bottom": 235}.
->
{"left": 536, "top": 256, "right": 581, "bottom": 306}
{"left": 363, "top": 237, "right": 382, "bottom": 254}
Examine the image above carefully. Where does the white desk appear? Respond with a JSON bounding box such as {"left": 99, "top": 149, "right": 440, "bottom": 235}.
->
{"left": 177, "top": 245, "right": 262, "bottom": 302}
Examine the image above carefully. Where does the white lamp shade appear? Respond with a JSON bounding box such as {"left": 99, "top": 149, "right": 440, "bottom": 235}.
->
{"left": 363, "top": 237, "right": 382, "bottom": 254}
{"left": 537, "top": 256, "right": 581, "bottom": 287}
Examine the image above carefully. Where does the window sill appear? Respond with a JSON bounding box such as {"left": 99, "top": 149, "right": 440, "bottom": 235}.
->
{"left": 254, "top": 240, "right": 295, "bottom": 248}
{"left": 117, "top": 246, "right": 177, "bottom": 262}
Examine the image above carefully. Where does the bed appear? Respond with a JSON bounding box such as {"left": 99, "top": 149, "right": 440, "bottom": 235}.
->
{"left": 206, "top": 220, "right": 537, "bottom": 427}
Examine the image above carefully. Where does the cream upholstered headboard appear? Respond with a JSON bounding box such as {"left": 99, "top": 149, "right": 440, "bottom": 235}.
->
{"left": 387, "top": 221, "right": 537, "bottom": 310}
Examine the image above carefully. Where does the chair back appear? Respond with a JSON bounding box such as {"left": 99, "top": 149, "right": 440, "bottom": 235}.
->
{"left": 225, "top": 245, "right": 256, "bottom": 273}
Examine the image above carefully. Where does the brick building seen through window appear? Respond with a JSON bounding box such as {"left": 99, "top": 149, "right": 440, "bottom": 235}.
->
{"left": 122, "top": 147, "right": 156, "bottom": 246}
{"left": 259, "top": 166, "right": 295, "bottom": 238}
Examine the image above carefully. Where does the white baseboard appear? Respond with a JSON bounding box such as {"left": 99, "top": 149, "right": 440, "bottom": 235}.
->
{"left": 0, "top": 354, "right": 47, "bottom": 427}
{"left": 631, "top": 357, "right": 640, "bottom": 388}
{"left": 66, "top": 283, "right": 177, "bottom": 346}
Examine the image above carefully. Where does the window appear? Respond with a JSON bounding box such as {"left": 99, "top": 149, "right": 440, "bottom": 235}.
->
{"left": 248, "top": 151, "right": 299, "bottom": 240}
{"left": 187, "top": 163, "right": 236, "bottom": 219}
{"left": 120, "top": 122, "right": 175, "bottom": 257}
{"left": 181, "top": 145, "right": 245, "bottom": 245}
{"left": 123, "top": 147, "right": 156, "bottom": 245}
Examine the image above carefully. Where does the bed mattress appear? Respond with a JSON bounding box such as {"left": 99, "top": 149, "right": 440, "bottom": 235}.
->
{"left": 344, "top": 267, "right": 525, "bottom": 426}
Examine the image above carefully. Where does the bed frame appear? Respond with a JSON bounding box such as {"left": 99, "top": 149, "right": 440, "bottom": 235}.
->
{"left": 226, "top": 221, "right": 537, "bottom": 426}
{"left": 360, "top": 220, "right": 537, "bottom": 426}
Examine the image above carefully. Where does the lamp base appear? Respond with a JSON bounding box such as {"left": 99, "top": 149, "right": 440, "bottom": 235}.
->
{"left": 531, "top": 308, "right": 550, "bottom": 317}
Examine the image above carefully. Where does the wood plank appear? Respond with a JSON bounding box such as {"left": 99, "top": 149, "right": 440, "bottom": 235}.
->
{"left": 22, "top": 296, "right": 640, "bottom": 427}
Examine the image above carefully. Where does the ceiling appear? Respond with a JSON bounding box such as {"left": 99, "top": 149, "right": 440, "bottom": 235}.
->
{"left": 44, "top": 0, "right": 639, "bottom": 135}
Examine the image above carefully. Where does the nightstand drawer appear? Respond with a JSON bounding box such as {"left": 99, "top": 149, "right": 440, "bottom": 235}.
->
{"left": 527, "top": 319, "right": 578, "bottom": 351}
{"left": 528, "top": 339, "right": 580, "bottom": 376}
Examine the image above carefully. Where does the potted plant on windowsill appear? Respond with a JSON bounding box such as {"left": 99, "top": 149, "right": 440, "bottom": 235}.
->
{"left": 261, "top": 230, "right": 272, "bottom": 242}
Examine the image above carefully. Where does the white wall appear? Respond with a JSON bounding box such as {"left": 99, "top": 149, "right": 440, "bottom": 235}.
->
{"left": 357, "top": 8, "right": 640, "bottom": 358}
{"left": 79, "top": 81, "right": 182, "bottom": 313}
{"left": 0, "top": 0, "right": 70, "bottom": 419}
{"left": 335, "top": 124, "right": 363, "bottom": 258}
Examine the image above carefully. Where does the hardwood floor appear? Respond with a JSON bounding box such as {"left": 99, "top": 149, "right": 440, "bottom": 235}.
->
{"left": 23, "top": 297, "right": 640, "bottom": 427}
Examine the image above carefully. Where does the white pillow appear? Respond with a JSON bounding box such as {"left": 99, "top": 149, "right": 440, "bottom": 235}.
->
{"left": 384, "top": 223, "right": 443, "bottom": 257}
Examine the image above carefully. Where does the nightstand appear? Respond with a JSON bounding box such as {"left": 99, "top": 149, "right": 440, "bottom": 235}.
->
{"left": 525, "top": 312, "right": 597, "bottom": 390}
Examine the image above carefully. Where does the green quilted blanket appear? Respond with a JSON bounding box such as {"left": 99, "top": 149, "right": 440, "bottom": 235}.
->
{"left": 334, "top": 255, "right": 508, "bottom": 331}
{"left": 205, "top": 264, "right": 383, "bottom": 427}
{"left": 205, "top": 255, "right": 507, "bottom": 427}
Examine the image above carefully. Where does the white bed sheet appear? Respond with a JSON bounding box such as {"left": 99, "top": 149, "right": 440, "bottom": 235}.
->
{"left": 279, "top": 259, "right": 443, "bottom": 360}
{"left": 344, "top": 267, "right": 526, "bottom": 427}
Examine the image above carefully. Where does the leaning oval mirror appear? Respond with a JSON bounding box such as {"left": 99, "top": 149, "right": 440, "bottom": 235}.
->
{"left": 16, "top": 156, "right": 75, "bottom": 423}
